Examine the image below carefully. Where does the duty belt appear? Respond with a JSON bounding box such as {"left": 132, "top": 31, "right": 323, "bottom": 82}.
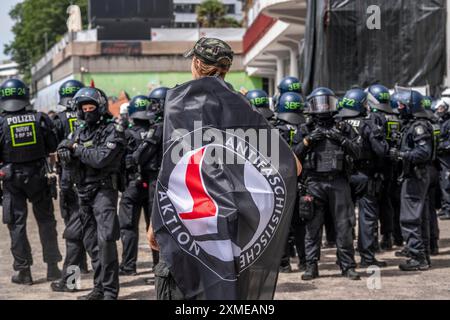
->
{"left": 305, "top": 172, "right": 346, "bottom": 181}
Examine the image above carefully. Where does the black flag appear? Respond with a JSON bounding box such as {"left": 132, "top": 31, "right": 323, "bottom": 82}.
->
{"left": 152, "top": 77, "right": 297, "bottom": 299}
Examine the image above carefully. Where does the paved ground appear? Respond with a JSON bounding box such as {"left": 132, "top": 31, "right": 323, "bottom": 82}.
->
{"left": 1, "top": 200, "right": 450, "bottom": 300}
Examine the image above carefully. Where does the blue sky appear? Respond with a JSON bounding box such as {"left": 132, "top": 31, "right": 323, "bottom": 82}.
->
{"left": 0, "top": 0, "right": 22, "bottom": 61}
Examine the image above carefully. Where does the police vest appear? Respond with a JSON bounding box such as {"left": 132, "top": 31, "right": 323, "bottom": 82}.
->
{"left": 385, "top": 114, "right": 401, "bottom": 147}
{"left": 344, "top": 118, "right": 372, "bottom": 163}
{"left": 1, "top": 112, "right": 47, "bottom": 163}
{"left": 58, "top": 110, "right": 79, "bottom": 137}
{"left": 75, "top": 122, "right": 123, "bottom": 182}
{"left": 303, "top": 136, "right": 345, "bottom": 174}
{"left": 146, "top": 122, "right": 164, "bottom": 172}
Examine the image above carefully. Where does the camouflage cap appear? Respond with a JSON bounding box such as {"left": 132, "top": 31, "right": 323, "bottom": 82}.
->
{"left": 184, "top": 37, "right": 234, "bottom": 68}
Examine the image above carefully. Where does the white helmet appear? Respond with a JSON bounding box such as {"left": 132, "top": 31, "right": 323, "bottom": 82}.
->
{"left": 120, "top": 102, "right": 129, "bottom": 115}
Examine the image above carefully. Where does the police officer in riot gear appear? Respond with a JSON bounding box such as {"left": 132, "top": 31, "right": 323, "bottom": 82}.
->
{"left": 437, "top": 99, "right": 450, "bottom": 222}
{"left": 57, "top": 87, "right": 125, "bottom": 299}
{"left": 387, "top": 91, "right": 405, "bottom": 247}
{"left": 278, "top": 76, "right": 302, "bottom": 95}
{"left": 245, "top": 89, "right": 275, "bottom": 122}
{"left": 337, "top": 88, "right": 389, "bottom": 267}
{"left": 133, "top": 87, "right": 167, "bottom": 279}
{"left": 273, "top": 76, "right": 302, "bottom": 108}
{"left": 366, "top": 84, "right": 398, "bottom": 250}
{"left": 293, "top": 87, "right": 360, "bottom": 281}
{"left": 273, "top": 92, "right": 306, "bottom": 272}
{"left": 51, "top": 80, "right": 89, "bottom": 287}
{"left": 422, "top": 95, "right": 441, "bottom": 255}
{"left": 118, "top": 95, "right": 154, "bottom": 276}
{"left": 390, "top": 90, "right": 433, "bottom": 271}
{"left": 0, "top": 78, "right": 62, "bottom": 285}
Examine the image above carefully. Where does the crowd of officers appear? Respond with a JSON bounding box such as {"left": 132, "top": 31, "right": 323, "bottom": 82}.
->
{"left": 1, "top": 72, "right": 450, "bottom": 299}
{"left": 246, "top": 77, "right": 450, "bottom": 280}
{"left": 0, "top": 78, "right": 166, "bottom": 300}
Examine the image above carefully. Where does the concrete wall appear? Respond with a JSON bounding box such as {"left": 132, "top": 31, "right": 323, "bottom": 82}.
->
{"left": 76, "top": 71, "right": 262, "bottom": 98}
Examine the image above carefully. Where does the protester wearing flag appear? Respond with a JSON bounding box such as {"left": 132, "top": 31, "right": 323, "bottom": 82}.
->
{"left": 150, "top": 37, "right": 299, "bottom": 300}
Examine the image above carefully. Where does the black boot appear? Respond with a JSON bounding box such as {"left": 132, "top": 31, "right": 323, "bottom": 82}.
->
{"left": 342, "top": 268, "right": 360, "bottom": 280}
{"left": 393, "top": 237, "right": 403, "bottom": 247}
{"left": 298, "top": 262, "right": 307, "bottom": 272}
{"left": 430, "top": 241, "right": 439, "bottom": 256}
{"left": 47, "top": 263, "right": 62, "bottom": 281}
{"left": 279, "top": 263, "right": 292, "bottom": 273}
{"left": 395, "top": 247, "right": 410, "bottom": 257}
{"left": 119, "top": 267, "right": 137, "bottom": 276}
{"left": 11, "top": 268, "right": 33, "bottom": 285}
{"left": 301, "top": 263, "right": 319, "bottom": 281}
{"left": 50, "top": 279, "right": 78, "bottom": 293}
{"left": 360, "top": 259, "right": 387, "bottom": 268}
{"left": 399, "top": 258, "right": 429, "bottom": 271}
{"left": 79, "top": 260, "right": 89, "bottom": 274}
{"left": 77, "top": 289, "right": 104, "bottom": 300}
{"left": 380, "top": 234, "right": 393, "bottom": 250}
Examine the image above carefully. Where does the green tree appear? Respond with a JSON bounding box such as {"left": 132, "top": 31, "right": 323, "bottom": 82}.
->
{"left": 4, "top": 0, "right": 88, "bottom": 83}
{"left": 196, "top": 0, "right": 241, "bottom": 28}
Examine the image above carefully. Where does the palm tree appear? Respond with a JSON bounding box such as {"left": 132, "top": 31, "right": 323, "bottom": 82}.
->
{"left": 196, "top": 0, "right": 241, "bottom": 28}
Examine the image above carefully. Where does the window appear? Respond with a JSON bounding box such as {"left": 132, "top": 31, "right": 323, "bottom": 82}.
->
{"left": 225, "top": 4, "right": 235, "bottom": 14}
{"left": 174, "top": 4, "right": 197, "bottom": 14}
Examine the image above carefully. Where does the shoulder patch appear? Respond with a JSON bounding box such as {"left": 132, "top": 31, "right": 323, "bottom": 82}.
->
{"left": 107, "top": 142, "right": 117, "bottom": 150}
{"left": 415, "top": 125, "right": 425, "bottom": 135}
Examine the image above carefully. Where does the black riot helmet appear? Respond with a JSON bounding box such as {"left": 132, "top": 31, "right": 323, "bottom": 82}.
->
{"left": 129, "top": 95, "right": 151, "bottom": 120}
{"left": 305, "top": 87, "right": 338, "bottom": 117}
{"left": 396, "top": 89, "right": 429, "bottom": 119}
{"left": 148, "top": 87, "right": 168, "bottom": 119}
{"left": 0, "top": 78, "right": 30, "bottom": 112}
{"left": 58, "top": 79, "right": 84, "bottom": 110}
{"left": 73, "top": 87, "right": 109, "bottom": 124}
{"left": 366, "top": 84, "right": 394, "bottom": 114}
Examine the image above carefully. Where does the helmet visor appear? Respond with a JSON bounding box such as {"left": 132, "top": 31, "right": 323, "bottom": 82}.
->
{"left": 308, "top": 95, "right": 338, "bottom": 113}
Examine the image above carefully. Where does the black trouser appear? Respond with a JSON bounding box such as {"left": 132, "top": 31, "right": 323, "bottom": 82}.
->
{"left": 304, "top": 175, "right": 356, "bottom": 271}
{"left": 400, "top": 167, "right": 431, "bottom": 262}
{"left": 154, "top": 259, "right": 185, "bottom": 300}
{"left": 118, "top": 179, "right": 150, "bottom": 272}
{"left": 351, "top": 172, "right": 381, "bottom": 262}
{"left": 428, "top": 165, "right": 440, "bottom": 248}
{"left": 79, "top": 184, "right": 120, "bottom": 299}
{"left": 2, "top": 164, "right": 62, "bottom": 271}
{"left": 439, "top": 166, "right": 450, "bottom": 215}
{"left": 379, "top": 164, "right": 395, "bottom": 238}
{"left": 281, "top": 195, "right": 306, "bottom": 267}
{"left": 59, "top": 168, "right": 87, "bottom": 273}
{"left": 148, "top": 177, "right": 160, "bottom": 266}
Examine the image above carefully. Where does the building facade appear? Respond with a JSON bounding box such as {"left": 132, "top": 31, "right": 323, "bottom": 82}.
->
{"left": 0, "top": 61, "right": 19, "bottom": 83}
{"left": 30, "top": 28, "right": 260, "bottom": 112}
{"left": 173, "top": 0, "right": 243, "bottom": 28}
{"left": 241, "top": 0, "right": 306, "bottom": 96}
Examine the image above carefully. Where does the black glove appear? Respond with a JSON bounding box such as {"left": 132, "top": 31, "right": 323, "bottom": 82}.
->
{"left": 326, "top": 128, "right": 346, "bottom": 145}
{"left": 125, "top": 154, "right": 136, "bottom": 170}
{"left": 306, "top": 128, "right": 326, "bottom": 145}
{"left": 59, "top": 139, "right": 74, "bottom": 150}
{"left": 389, "top": 148, "right": 405, "bottom": 160}
{"left": 57, "top": 148, "right": 72, "bottom": 165}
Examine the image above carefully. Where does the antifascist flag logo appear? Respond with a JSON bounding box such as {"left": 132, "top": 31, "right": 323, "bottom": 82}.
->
{"left": 155, "top": 130, "right": 287, "bottom": 281}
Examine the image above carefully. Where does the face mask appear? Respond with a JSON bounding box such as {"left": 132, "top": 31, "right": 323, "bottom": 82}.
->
{"left": 84, "top": 110, "right": 101, "bottom": 125}
{"left": 398, "top": 107, "right": 410, "bottom": 119}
